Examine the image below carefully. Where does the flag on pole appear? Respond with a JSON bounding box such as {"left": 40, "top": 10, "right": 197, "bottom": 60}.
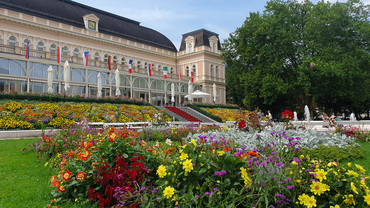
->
{"left": 179, "top": 69, "right": 182, "bottom": 81}
{"left": 128, "top": 59, "right": 133, "bottom": 73}
{"left": 57, "top": 46, "right": 62, "bottom": 63}
{"left": 25, "top": 41, "right": 30, "bottom": 59}
{"left": 191, "top": 71, "right": 194, "bottom": 83}
{"left": 108, "top": 56, "right": 113, "bottom": 70}
{"left": 147, "top": 63, "right": 152, "bottom": 76}
{"left": 83, "top": 51, "right": 89, "bottom": 67}
{"left": 163, "top": 66, "right": 168, "bottom": 79}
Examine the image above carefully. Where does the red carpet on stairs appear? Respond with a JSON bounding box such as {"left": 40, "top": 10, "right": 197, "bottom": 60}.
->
{"left": 164, "top": 107, "right": 202, "bottom": 122}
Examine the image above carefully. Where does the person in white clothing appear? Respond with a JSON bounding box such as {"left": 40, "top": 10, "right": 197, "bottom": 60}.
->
{"left": 267, "top": 110, "right": 273, "bottom": 121}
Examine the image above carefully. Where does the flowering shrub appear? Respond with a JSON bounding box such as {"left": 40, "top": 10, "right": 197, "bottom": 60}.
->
{"left": 335, "top": 124, "right": 370, "bottom": 142}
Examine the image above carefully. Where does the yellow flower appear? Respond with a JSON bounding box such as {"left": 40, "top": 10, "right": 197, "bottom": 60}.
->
{"left": 300, "top": 155, "right": 305, "bottom": 159}
{"left": 199, "top": 155, "right": 202, "bottom": 157}
{"left": 191, "top": 139, "right": 197, "bottom": 147}
{"left": 298, "top": 193, "right": 309, "bottom": 205}
{"left": 355, "top": 164, "right": 366, "bottom": 174}
{"left": 346, "top": 170, "right": 359, "bottom": 178}
{"left": 217, "top": 151, "right": 225, "bottom": 157}
{"left": 156, "top": 165, "right": 167, "bottom": 178}
{"left": 364, "top": 194, "right": 370, "bottom": 206}
{"left": 217, "top": 180, "right": 220, "bottom": 183}
{"left": 44, "top": 162, "right": 49, "bottom": 167}
{"left": 163, "top": 186, "right": 175, "bottom": 199}
{"left": 304, "top": 196, "right": 317, "bottom": 208}
{"left": 351, "top": 182, "right": 359, "bottom": 195}
{"left": 329, "top": 205, "right": 340, "bottom": 208}
{"left": 310, "top": 181, "right": 327, "bottom": 196}
{"left": 182, "top": 159, "right": 193, "bottom": 173}
{"left": 179, "top": 153, "right": 188, "bottom": 161}
{"left": 314, "top": 169, "right": 327, "bottom": 182}
{"left": 348, "top": 162, "right": 352, "bottom": 168}
{"left": 344, "top": 194, "right": 355, "bottom": 205}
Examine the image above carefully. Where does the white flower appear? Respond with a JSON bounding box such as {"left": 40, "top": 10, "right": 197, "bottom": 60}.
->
{"left": 166, "top": 138, "right": 172, "bottom": 146}
{"left": 154, "top": 141, "right": 160, "bottom": 147}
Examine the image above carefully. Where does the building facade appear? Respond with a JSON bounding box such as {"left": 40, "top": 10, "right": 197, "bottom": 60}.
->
{"left": 0, "top": 0, "right": 226, "bottom": 105}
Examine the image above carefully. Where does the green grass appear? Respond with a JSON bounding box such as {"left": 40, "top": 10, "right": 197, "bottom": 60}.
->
{"left": 341, "top": 141, "right": 370, "bottom": 172}
{"left": 0, "top": 138, "right": 97, "bottom": 208}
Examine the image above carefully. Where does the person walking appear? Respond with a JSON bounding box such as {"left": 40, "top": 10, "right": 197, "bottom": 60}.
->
{"left": 267, "top": 110, "right": 273, "bottom": 122}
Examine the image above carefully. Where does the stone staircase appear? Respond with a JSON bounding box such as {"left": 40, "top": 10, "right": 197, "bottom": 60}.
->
{"left": 178, "top": 107, "right": 216, "bottom": 123}
{"left": 156, "top": 106, "right": 188, "bottom": 121}
{"left": 164, "top": 107, "right": 202, "bottom": 122}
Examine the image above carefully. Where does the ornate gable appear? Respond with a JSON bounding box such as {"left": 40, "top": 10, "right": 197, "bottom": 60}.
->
{"left": 82, "top": 14, "right": 100, "bottom": 32}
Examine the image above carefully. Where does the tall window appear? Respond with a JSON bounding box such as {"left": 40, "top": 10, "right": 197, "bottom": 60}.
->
{"left": 37, "top": 42, "right": 44, "bottom": 51}
{"left": 104, "top": 54, "right": 108, "bottom": 62}
{"left": 151, "top": 64, "right": 155, "bottom": 71}
{"left": 137, "top": 61, "right": 141, "bottom": 68}
{"left": 215, "top": 66, "right": 219, "bottom": 78}
{"left": 73, "top": 48, "right": 79, "bottom": 57}
{"left": 158, "top": 65, "right": 161, "bottom": 72}
{"left": 121, "top": 57, "right": 125, "bottom": 65}
{"left": 144, "top": 62, "right": 148, "bottom": 69}
{"left": 62, "top": 46, "right": 68, "bottom": 56}
{"left": 210, "top": 65, "right": 213, "bottom": 77}
{"left": 50, "top": 44, "right": 56, "bottom": 54}
{"left": 113, "top": 56, "right": 117, "bottom": 64}
{"left": 192, "top": 65, "right": 196, "bottom": 76}
{"left": 8, "top": 36, "right": 16, "bottom": 47}
{"left": 186, "top": 66, "right": 189, "bottom": 76}
{"left": 23, "top": 39, "right": 29, "bottom": 49}
{"left": 170, "top": 67, "right": 173, "bottom": 74}
{"left": 94, "top": 52, "right": 99, "bottom": 61}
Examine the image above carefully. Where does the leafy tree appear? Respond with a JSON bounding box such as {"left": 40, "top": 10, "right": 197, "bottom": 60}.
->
{"left": 223, "top": 0, "right": 370, "bottom": 118}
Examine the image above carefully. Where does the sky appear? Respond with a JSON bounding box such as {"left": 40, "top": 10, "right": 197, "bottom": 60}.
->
{"left": 73, "top": 0, "right": 370, "bottom": 50}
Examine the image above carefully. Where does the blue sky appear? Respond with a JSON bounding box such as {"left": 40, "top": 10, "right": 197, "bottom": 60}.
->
{"left": 73, "top": 0, "right": 369, "bottom": 50}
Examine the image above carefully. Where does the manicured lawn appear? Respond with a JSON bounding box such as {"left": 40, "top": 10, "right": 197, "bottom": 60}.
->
{"left": 0, "top": 138, "right": 97, "bottom": 208}
{"left": 341, "top": 141, "right": 370, "bottom": 171}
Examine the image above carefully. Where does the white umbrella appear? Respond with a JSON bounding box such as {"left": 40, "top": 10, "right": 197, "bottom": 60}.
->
{"left": 63, "top": 60, "right": 70, "bottom": 93}
{"left": 213, "top": 83, "right": 217, "bottom": 103}
{"left": 47, "top": 66, "right": 54, "bottom": 93}
{"left": 115, "top": 69, "right": 121, "bottom": 96}
{"left": 171, "top": 83, "right": 175, "bottom": 103}
{"left": 97, "top": 73, "right": 102, "bottom": 98}
{"left": 191, "top": 90, "right": 211, "bottom": 98}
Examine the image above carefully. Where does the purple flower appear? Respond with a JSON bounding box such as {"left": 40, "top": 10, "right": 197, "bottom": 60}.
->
{"left": 205, "top": 192, "right": 209, "bottom": 195}
{"left": 157, "top": 197, "right": 160, "bottom": 200}
{"left": 285, "top": 178, "right": 292, "bottom": 182}
{"left": 279, "top": 181, "right": 283, "bottom": 184}
{"left": 141, "top": 187, "right": 146, "bottom": 191}
{"left": 214, "top": 171, "right": 222, "bottom": 176}
{"left": 133, "top": 191, "right": 139, "bottom": 194}
{"left": 241, "top": 147, "right": 246, "bottom": 150}
{"left": 133, "top": 181, "right": 137, "bottom": 183}
{"left": 256, "top": 134, "right": 261, "bottom": 137}
{"left": 255, "top": 161, "right": 260, "bottom": 165}
{"left": 222, "top": 170, "right": 227, "bottom": 174}
{"left": 270, "top": 131, "right": 276, "bottom": 135}
{"left": 280, "top": 185, "right": 285, "bottom": 189}
{"left": 213, "top": 188, "right": 218, "bottom": 191}
{"left": 261, "top": 162, "right": 266, "bottom": 166}
{"left": 287, "top": 185, "right": 294, "bottom": 189}
{"left": 195, "top": 195, "right": 198, "bottom": 198}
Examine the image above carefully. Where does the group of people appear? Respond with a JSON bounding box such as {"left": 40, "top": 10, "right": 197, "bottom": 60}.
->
{"left": 245, "top": 110, "right": 273, "bottom": 122}
{"left": 322, "top": 113, "right": 341, "bottom": 128}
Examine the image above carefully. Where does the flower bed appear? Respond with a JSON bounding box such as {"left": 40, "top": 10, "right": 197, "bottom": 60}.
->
{"left": 0, "top": 101, "right": 171, "bottom": 130}
{"left": 30, "top": 123, "right": 370, "bottom": 208}
{"left": 201, "top": 108, "right": 269, "bottom": 123}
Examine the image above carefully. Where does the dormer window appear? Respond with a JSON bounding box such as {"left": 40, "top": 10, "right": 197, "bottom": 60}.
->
{"left": 208, "top": 35, "right": 219, "bottom": 53}
{"left": 185, "top": 36, "right": 196, "bottom": 54}
{"left": 83, "top": 14, "right": 100, "bottom": 32}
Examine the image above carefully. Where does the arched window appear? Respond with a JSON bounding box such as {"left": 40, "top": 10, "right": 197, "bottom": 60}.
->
{"left": 210, "top": 65, "right": 213, "bottom": 77}
{"left": 9, "top": 36, "right": 16, "bottom": 47}
{"left": 192, "top": 65, "right": 196, "bottom": 76}
{"left": 94, "top": 52, "right": 99, "bottom": 61}
{"left": 62, "top": 46, "right": 68, "bottom": 56}
{"left": 104, "top": 54, "right": 109, "bottom": 62}
{"left": 113, "top": 56, "right": 117, "bottom": 64}
{"left": 50, "top": 44, "right": 56, "bottom": 54}
{"left": 215, "top": 66, "right": 219, "bottom": 78}
{"left": 151, "top": 64, "right": 155, "bottom": 71}
{"left": 137, "top": 61, "right": 141, "bottom": 68}
{"left": 121, "top": 57, "right": 125, "bottom": 65}
{"left": 158, "top": 65, "right": 162, "bottom": 72}
{"left": 144, "top": 62, "right": 148, "bottom": 69}
{"left": 186, "top": 66, "right": 189, "bottom": 76}
{"left": 37, "top": 42, "right": 44, "bottom": 51}
{"left": 213, "top": 43, "right": 216, "bottom": 53}
{"left": 188, "top": 43, "right": 192, "bottom": 53}
{"left": 170, "top": 67, "right": 173, "bottom": 74}
{"left": 73, "top": 48, "right": 79, "bottom": 57}
{"left": 23, "top": 39, "right": 29, "bottom": 48}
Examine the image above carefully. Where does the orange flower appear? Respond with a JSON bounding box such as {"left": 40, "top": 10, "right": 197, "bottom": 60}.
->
{"left": 223, "top": 147, "right": 231, "bottom": 152}
{"left": 76, "top": 172, "right": 86, "bottom": 182}
{"left": 62, "top": 170, "right": 72, "bottom": 181}
{"left": 50, "top": 175, "right": 59, "bottom": 187}
{"left": 169, "top": 148, "right": 174, "bottom": 151}
{"left": 92, "top": 161, "right": 98, "bottom": 169}
{"left": 68, "top": 151, "right": 75, "bottom": 157}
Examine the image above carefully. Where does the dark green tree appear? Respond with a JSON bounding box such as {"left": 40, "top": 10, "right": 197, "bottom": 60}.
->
{"left": 223, "top": 0, "right": 370, "bottom": 118}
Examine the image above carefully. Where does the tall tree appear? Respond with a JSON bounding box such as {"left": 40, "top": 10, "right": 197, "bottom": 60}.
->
{"left": 223, "top": 0, "right": 370, "bottom": 118}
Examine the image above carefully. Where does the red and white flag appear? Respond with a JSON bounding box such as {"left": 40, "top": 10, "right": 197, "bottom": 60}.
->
{"left": 163, "top": 66, "right": 168, "bottom": 79}
{"left": 147, "top": 63, "right": 152, "bottom": 76}
{"left": 179, "top": 68, "right": 182, "bottom": 81}
{"left": 128, "top": 59, "right": 133, "bottom": 73}
{"left": 83, "top": 51, "right": 89, "bottom": 67}
{"left": 191, "top": 71, "right": 194, "bottom": 83}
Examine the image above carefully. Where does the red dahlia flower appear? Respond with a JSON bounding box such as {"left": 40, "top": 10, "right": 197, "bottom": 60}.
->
{"left": 62, "top": 170, "right": 72, "bottom": 182}
{"left": 238, "top": 120, "right": 246, "bottom": 129}
{"left": 282, "top": 110, "right": 293, "bottom": 120}
{"left": 76, "top": 172, "right": 86, "bottom": 182}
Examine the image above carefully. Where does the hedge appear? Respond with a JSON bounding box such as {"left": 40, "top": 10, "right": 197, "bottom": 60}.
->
{"left": 193, "top": 103, "right": 240, "bottom": 109}
{"left": 188, "top": 103, "right": 223, "bottom": 122}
